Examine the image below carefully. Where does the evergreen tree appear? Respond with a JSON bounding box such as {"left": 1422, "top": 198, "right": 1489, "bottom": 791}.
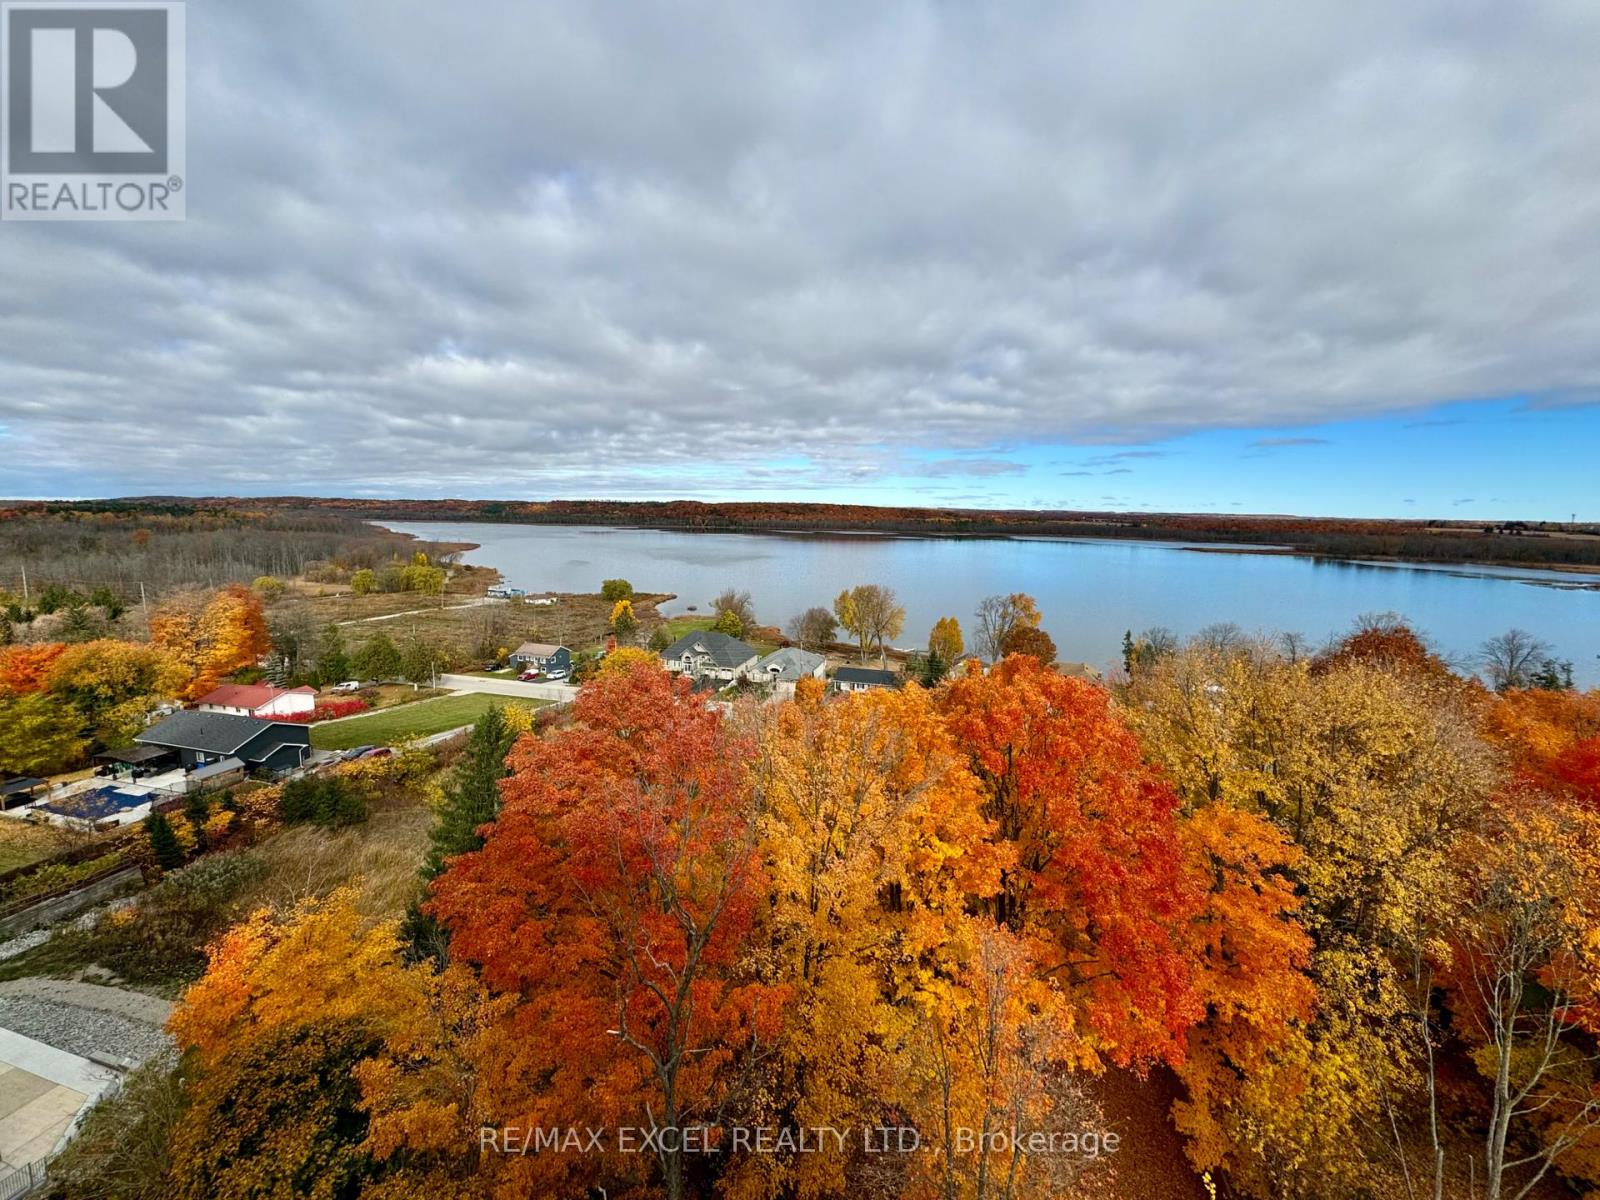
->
{"left": 423, "top": 705, "right": 515, "bottom": 880}
{"left": 146, "top": 812, "right": 185, "bottom": 870}
{"left": 317, "top": 624, "right": 351, "bottom": 686}
{"left": 406, "top": 705, "right": 517, "bottom": 962}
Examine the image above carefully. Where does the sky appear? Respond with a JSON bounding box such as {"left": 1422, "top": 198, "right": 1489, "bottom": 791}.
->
{"left": 2, "top": 0, "right": 1598, "bottom": 519}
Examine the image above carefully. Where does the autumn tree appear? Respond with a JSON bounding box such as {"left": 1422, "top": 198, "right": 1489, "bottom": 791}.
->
{"left": 785, "top": 605, "right": 838, "bottom": 652}
{"left": 833, "top": 584, "right": 905, "bottom": 664}
{"left": 973, "top": 593, "right": 1041, "bottom": 662}
{"left": 940, "top": 654, "right": 1205, "bottom": 1068}
{"left": 45, "top": 639, "right": 185, "bottom": 748}
{"left": 610, "top": 597, "right": 639, "bottom": 638}
{"left": 0, "top": 692, "right": 85, "bottom": 775}
{"left": 599, "top": 646, "right": 659, "bottom": 677}
{"left": 150, "top": 585, "right": 272, "bottom": 701}
{"left": 710, "top": 608, "right": 743, "bottom": 638}
{"left": 0, "top": 641, "right": 68, "bottom": 695}
{"left": 928, "top": 616, "right": 963, "bottom": 665}
{"left": 428, "top": 666, "right": 782, "bottom": 1200}
{"left": 712, "top": 588, "right": 756, "bottom": 634}
{"left": 1127, "top": 645, "right": 1499, "bottom": 1196}
{"left": 350, "top": 567, "right": 377, "bottom": 596}
{"left": 1000, "top": 623, "right": 1057, "bottom": 665}
{"left": 725, "top": 685, "right": 1005, "bottom": 1198}
{"left": 1446, "top": 797, "right": 1600, "bottom": 1200}
{"left": 600, "top": 578, "right": 634, "bottom": 601}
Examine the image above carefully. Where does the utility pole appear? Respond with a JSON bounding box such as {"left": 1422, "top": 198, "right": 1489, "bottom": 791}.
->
{"left": 140, "top": 582, "right": 150, "bottom": 634}
{"left": 19, "top": 564, "right": 27, "bottom": 603}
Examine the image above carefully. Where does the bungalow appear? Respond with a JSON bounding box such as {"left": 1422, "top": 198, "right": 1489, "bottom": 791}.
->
{"left": 196, "top": 683, "right": 317, "bottom": 719}
{"left": 752, "top": 647, "right": 827, "bottom": 699}
{"left": 660, "top": 630, "right": 759, "bottom": 684}
{"left": 509, "top": 641, "right": 572, "bottom": 675}
{"left": 136, "top": 710, "right": 311, "bottom": 776}
{"left": 831, "top": 666, "right": 899, "bottom": 693}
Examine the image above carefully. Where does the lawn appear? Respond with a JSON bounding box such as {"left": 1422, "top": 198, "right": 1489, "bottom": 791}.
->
{"left": 310, "top": 692, "right": 547, "bottom": 750}
{"left": 0, "top": 819, "right": 90, "bottom": 875}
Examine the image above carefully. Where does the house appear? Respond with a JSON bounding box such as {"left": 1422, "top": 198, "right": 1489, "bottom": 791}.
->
{"left": 486, "top": 585, "right": 526, "bottom": 599}
{"left": 831, "top": 666, "right": 899, "bottom": 693}
{"left": 660, "top": 630, "right": 759, "bottom": 683}
{"left": 752, "top": 647, "right": 827, "bottom": 699}
{"left": 136, "top": 710, "right": 311, "bottom": 776}
{"left": 509, "top": 641, "right": 572, "bottom": 675}
{"left": 195, "top": 683, "right": 316, "bottom": 719}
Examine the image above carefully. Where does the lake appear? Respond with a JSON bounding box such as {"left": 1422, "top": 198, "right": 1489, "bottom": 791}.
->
{"left": 381, "top": 521, "right": 1600, "bottom": 687}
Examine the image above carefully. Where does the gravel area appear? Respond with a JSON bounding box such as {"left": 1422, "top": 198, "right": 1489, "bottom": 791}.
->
{"left": 0, "top": 995, "right": 171, "bottom": 1066}
{"left": 0, "top": 896, "right": 134, "bottom": 962}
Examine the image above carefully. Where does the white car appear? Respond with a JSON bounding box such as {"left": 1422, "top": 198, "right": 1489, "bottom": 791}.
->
{"left": 543, "top": 669, "right": 569, "bottom": 682}
{"left": 332, "top": 680, "right": 364, "bottom": 694}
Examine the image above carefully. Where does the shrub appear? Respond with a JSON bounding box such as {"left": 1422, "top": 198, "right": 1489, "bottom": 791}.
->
{"left": 279, "top": 776, "right": 367, "bottom": 829}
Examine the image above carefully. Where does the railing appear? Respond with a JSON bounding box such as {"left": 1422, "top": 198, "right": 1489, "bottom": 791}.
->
{"left": 0, "top": 1160, "right": 48, "bottom": 1200}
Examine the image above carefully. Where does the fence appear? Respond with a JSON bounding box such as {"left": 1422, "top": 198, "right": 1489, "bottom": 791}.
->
{"left": 0, "top": 1160, "right": 48, "bottom": 1200}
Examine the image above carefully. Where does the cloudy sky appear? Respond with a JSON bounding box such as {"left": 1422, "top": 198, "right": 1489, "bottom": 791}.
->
{"left": 2, "top": 0, "right": 1598, "bottom": 517}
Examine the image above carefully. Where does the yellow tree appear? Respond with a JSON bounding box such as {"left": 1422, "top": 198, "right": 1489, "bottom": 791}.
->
{"left": 45, "top": 638, "right": 185, "bottom": 747}
{"left": 928, "top": 616, "right": 964, "bottom": 664}
{"left": 150, "top": 584, "right": 272, "bottom": 700}
{"left": 1127, "top": 646, "right": 1498, "bottom": 1197}
{"left": 726, "top": 685, "right": 1005, "bottom": 1200}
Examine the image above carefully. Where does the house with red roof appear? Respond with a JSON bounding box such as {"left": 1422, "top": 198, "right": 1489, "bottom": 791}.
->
{"left": 194, "top": 683, "right": 317, "bottom": 719}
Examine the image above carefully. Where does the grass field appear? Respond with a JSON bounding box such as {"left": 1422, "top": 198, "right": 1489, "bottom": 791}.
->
{"left": 0, "top": 819, "right": 90, "bottom": 874}
{"left": 311, "top": 692, "right": 547, "bottom": 750}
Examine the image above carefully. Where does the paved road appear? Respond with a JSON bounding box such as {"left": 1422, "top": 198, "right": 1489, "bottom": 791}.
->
{"left": 439, "top": 673, "right": 579, "bottom": 702}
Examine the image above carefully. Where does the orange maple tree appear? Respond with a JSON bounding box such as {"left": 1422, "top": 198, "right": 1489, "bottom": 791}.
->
{"left": 0, "top": 642, "right": 68, "bottom": 695}
{"left": 149, "top": 584, "right": 272, "bottom": 700}
{"left": 938, "top": 654, "right": 1206, "bottom": 1068}
{"left": 427, "top": 665, "right": 783, "bottom": 1200}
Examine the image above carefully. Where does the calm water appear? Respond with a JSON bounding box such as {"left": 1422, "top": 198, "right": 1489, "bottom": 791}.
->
{"left": 383, "top": 522, "right": 1600, "bottom": 687}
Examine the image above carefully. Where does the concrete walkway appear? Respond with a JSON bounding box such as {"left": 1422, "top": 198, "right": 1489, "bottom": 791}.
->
{"left": 0, "top": 1028, "right": 116, "bottom": 1168}
{"left": 438, "top": 673, "right": 578, "bottom": 702}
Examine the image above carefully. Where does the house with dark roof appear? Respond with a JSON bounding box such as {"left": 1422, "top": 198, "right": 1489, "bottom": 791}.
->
{"left": 196, "top": 683, "right": 316, "bottom": 719}
{"left": 753, "top": 647, "right": 827, "bottom": 699}
{"left": 831, "top": 665, "right": 900, "bottom": 693}
{"left": 509, "top": 642, "right": 572, "bottom": 675}
{"left": 136, "top": 710, "right": 311, "bottom": 776}
{"left": 660, "top": 629, "right": 759, "bottom": 684}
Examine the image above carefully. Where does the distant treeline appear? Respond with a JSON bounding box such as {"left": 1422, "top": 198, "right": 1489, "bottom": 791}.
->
{"left": 77, "top": 495, "right": 1600, "bottom": 570}
{"left": 0, "top": 503, "right": 451, "bottom": 597}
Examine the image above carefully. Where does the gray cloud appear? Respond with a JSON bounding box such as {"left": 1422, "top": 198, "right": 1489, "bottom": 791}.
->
{"left": 4, "top": 0, "right": 1600, "bottom": 497}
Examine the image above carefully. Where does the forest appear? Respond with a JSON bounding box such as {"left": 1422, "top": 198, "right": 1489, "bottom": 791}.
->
{"left": 42, "top": 616, "right": 1600, "bottom": 1200}
{"left": 0, "top": 504, "right": 454, "bottom": 599}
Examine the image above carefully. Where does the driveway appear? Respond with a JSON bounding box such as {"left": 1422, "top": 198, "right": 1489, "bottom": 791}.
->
{"left": 439, "top": 674, "right": 578, "bottom": 703}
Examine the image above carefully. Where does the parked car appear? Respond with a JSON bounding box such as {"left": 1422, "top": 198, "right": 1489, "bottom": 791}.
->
{"left": 358, "top": 747, "right": 393, "bottom": 760}
{"left": 518, "top": 670, "right": 541, "bottom": 681}
{"left": 340, "top": 745, "right": 377, "bottom": 761}
{"left": 332, "top": 680, "right": 364, "bottom": 694}
{"left": 544, "top": 669, "right": 569, "bottom": 681}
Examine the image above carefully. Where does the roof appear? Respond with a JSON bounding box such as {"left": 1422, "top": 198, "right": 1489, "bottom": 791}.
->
{"left": 191, "top": 757, "right": 244, "bottom": 780}
{"left": 755, "top": 647, "right": 826, "bottom": 681}
{"left": 195, "top": 683, "right": 309, "bottom": 710}
{"left": 95, "top": 744, "right": 173, "bottom": 765}
{"left": 511, "top": 641, "right": 567, "bottom": 657}
{"left": 833, "top": 666, "right": 899, "bottom": 686}
{"left": 660, "top": 629, "right": 759, "bottom": 669}
{"left": 0, "top": 777, "right": 45, "bottom": 796}
{"left": 136, "top": 710, "right": 299, "bottom": 755}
